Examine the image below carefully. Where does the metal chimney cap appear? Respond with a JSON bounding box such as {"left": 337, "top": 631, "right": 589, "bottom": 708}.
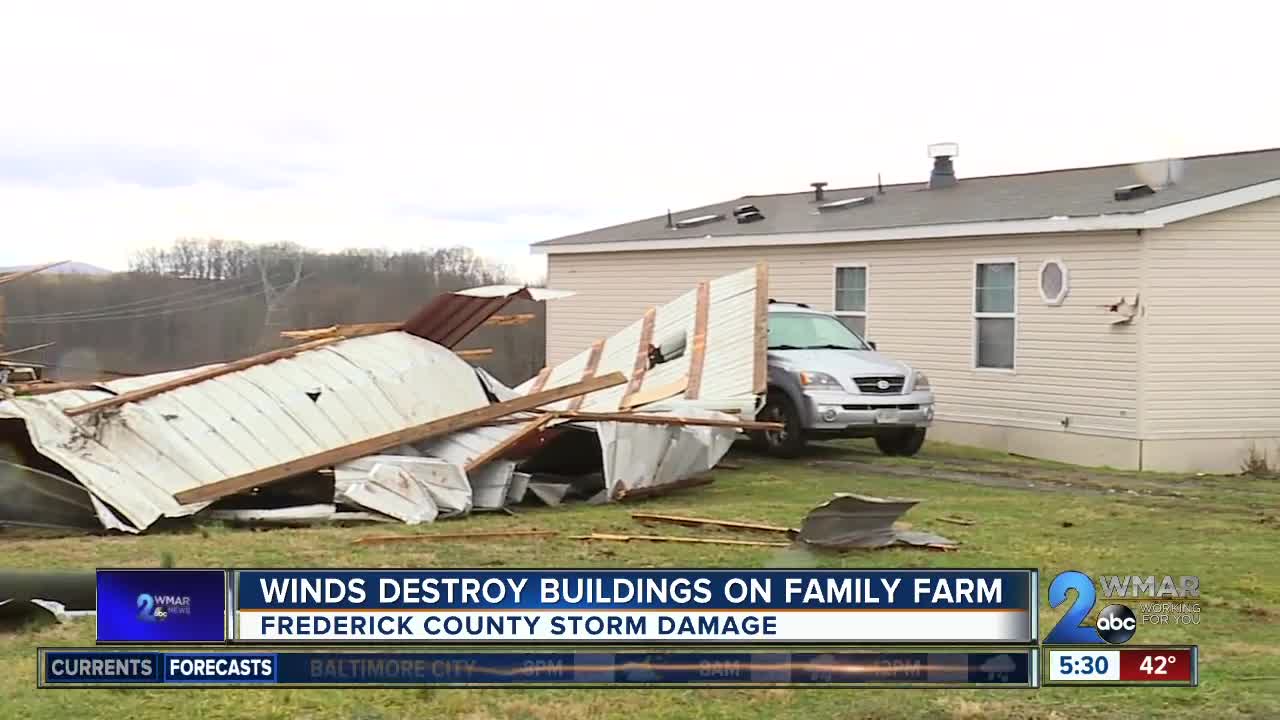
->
{"left": 928, "top": 142, "right": 959, "bottom": 159}
{"left": 810, "top": 181, "right": 828, "bottom": 189}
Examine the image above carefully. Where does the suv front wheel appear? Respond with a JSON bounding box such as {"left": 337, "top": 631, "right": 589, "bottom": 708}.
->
{"left": 875, "top": 428, "right": 927, "bottom": 457}
{"left": 751, "top": 391, "right": 807, "bottom": 457}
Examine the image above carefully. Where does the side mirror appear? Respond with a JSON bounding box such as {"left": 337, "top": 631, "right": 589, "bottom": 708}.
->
{"left": 867, "top": 341, "right": 877, "bottom": 350}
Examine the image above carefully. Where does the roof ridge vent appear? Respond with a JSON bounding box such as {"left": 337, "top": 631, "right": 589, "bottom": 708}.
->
{"left": 818, "top": 195, "right": 874, "bottom": 212}
{"left": 1114, "top": 183, "right": 1155, "bottom": 201}
{"left": 673, "top": 213, "right": 725, "bottom": 229}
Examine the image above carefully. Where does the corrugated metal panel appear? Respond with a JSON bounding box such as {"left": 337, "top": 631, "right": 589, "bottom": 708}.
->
{"left": 597, "top": 405, "right": 738, "bottom": 497}
{"left": 402, "top": 286, "right": 553, "bottom": 347}
{"left": 519, "top": 265, "right": 761, "bottom": 414}
{"left": 416, "top": 424, "right": 520, "bottom": 508}
{"left": 0, "top": 332, "right": 491, "bottom": 531}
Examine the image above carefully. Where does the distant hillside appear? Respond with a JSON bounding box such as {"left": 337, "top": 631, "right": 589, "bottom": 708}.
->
{"left": 0, "top": 261, "right": 114, "bottom": 276}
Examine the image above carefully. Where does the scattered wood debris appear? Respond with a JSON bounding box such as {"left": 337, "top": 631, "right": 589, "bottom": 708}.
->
{"left": 353, "top": 529, "right": 558, "bottom": 545}
{"left": 0, "top": 260, "right": 69, "bottom": 287}
{"left": 551, "top": 410, "right": 782, "bottom": 431}
{"left": 455, "top": 348, "right": 495, "bottom": 359}
{"left": 571, "top": 532, "right": 791, "bottom": 548}
{"left": 620, "top": 376, "right": 689, "bottom": 409}
{"left": 484, "top": 313, "right": 535, "bottom": 327}
{"left": 937, "top": 516, "right": 977, "bottom": 526}
{"left": 630, "top": 512, "right": 796, "bottom": 537}
{"left": 614, "top": 475, "right": 715, "bottom": 502}
{"left": 0, "top": 342, "right": 55, "bottom": 359}
{"left": 280, "top": 322, "right": 403, "bottom": 341}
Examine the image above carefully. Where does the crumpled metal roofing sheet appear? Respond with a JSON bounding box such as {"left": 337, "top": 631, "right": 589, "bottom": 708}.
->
{"left": 515, "top": 265, "right": 761, "bottom": 414}
{"left": 595, "top": 405, "right": 738, "bottom": 498}
{"left": 401, "top": 285, "right": 571, "bottom": 348}
{"left": 0, "top": 332, "right": 490, "bottom": 532}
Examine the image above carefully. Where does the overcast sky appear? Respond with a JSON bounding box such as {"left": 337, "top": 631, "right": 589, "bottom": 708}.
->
{"left": 2, "top": 1, "right": 1277, "bottom": 280}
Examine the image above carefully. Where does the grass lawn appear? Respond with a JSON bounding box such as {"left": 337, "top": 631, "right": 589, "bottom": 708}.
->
{"left": 2, "top": 440, "right": 1278, "bottom": 719}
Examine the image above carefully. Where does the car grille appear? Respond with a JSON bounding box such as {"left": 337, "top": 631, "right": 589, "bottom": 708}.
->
{"left": 842, "top": 404, "right": 920, "bottom": 411}
{"left": 853, "top": 376, "right": 906, "bottom": 394}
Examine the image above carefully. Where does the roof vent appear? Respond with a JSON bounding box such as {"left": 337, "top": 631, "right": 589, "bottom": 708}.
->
{"left": 733, "top": 204, "right": 761, "bottom": 217}
{"left": 1114, "top": 183, "right": 1156, "bottom": 201}
{"left": 736, "top": 210, "right": 765, "bottom": 224}
{"left": 811, "top": 182, "right": 828, "bottom": 202}
{"left": 673, "top": 213, "right": 725, "bottom": 229}
{"left": 927, "top": 142, "right": 958, "bottom": 189}
{"left": 818, "top": 195, "right": 874, "bottom": 212}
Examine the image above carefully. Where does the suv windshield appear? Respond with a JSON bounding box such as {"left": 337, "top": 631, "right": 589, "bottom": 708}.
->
{"left": 767, "top": 312, "right": 870, "bottom": 350}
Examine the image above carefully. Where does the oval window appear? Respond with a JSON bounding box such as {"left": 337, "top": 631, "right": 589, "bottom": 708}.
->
{"left": 1039, "top": 259, "right": 1069, "bottom": 305}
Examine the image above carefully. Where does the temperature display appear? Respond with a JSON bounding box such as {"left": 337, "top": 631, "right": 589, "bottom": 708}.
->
{"left": 1119, "top": 649, "right": 1194, "bottom": 682}
{"left": 1044, "top": 647, "right": 1197, "bottom": 686}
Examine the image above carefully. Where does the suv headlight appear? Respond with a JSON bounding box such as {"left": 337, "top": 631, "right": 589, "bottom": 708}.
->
{"left": 913, "top": 371, "right": 931, "bottom": 390}
{"left": 798, "top": 371, "right": 842, "bottom": 389}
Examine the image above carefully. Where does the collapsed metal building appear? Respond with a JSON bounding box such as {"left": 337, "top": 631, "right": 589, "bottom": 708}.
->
{"left": 0, "top": 265, "right": 771, "bottom": 533}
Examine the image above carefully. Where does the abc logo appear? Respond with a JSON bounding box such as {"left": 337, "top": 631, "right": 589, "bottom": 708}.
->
{"left": 1095, "top": 604, "right": 1137, "bottom": 644}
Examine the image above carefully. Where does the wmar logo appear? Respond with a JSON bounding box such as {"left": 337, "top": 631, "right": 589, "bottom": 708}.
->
{"left": 136, "top": 593, "right": 163, "bottom": 622}
{"left": 1045, "top": 571, "right": 1136, "bottom": 644}
{"left": 136, "top": 592, "right": 190, "bottom": 622}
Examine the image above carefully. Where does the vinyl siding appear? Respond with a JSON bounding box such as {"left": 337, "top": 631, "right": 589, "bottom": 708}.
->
{"left": 1141, "top": 195, "right": 1280, "bottom": 440}
{"left": 547, "top": 232, "right": 1141, "bottom": 438}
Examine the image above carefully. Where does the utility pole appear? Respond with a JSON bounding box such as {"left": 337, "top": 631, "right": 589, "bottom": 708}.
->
{"left": 256, "top": 247, "right": 304, "bottom": 351}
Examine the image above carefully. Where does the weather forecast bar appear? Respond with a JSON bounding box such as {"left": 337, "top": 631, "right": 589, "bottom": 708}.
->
{"left": 39, "top": 648, "right": 1038, "bottom": 688}
{"left": 1044, "top": 647, "right": 1197, "bottom": 686}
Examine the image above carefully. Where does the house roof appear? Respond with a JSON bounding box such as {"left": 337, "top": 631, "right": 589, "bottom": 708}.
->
{"left": 532, "top": 147, "right": 1280, "bottom": 253}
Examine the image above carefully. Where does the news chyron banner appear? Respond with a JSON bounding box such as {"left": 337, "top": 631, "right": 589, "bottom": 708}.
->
{"left": 96, "top": 568, "right": 1037, "bottom": 645}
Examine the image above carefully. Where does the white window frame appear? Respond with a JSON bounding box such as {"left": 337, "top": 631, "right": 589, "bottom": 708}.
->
{"left": 832, "top": 263, "right": 869, "bottom": 335}
{"left": 1038, "top": 258, "right": 1070, "bottom": 306}
{"left": 972, "top": 258, "right": 1018, "bottom": 372}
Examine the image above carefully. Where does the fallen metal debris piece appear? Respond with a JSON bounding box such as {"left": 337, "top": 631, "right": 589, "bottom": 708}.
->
{"left": 203, "top": 504, "right": 395, "bottom": 525}
{"left": 571, "top": 532, "right": 791, "bottom": 548}
{"left": 798, "top": 493, "right": 957, "bottom": 550}
{"left": 402, "top": 286, "right": 569, "bottom": 348}
{"left": 526, "top": 481, "right": 572, "bottom": 506}
{"left": 0, "top": 459, "right": 102, "bottom": 531}
{"left": 352, "top": 529, "right": 558, "bottom": 545}
{"left": 334, "top": 455, "right": 472, "bottom": 523}
{"left": 937, "top": 516, "right": 977, "bottom": 526}
{"left": 507, "top": 471, "right": 531, "bottom": 504}
{"left": 630, "top": 512, "right": 796, "bottom": 536}
{"left": 469, "top": 463, "right": 515, "bottom": 510}
{"left": 0, "top": 571, "right": 96, "bottom": 612}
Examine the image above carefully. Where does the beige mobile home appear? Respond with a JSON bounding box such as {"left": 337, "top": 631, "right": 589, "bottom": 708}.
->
{"left": 531, "top": 147, "right": 1280, "bottom": 473}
